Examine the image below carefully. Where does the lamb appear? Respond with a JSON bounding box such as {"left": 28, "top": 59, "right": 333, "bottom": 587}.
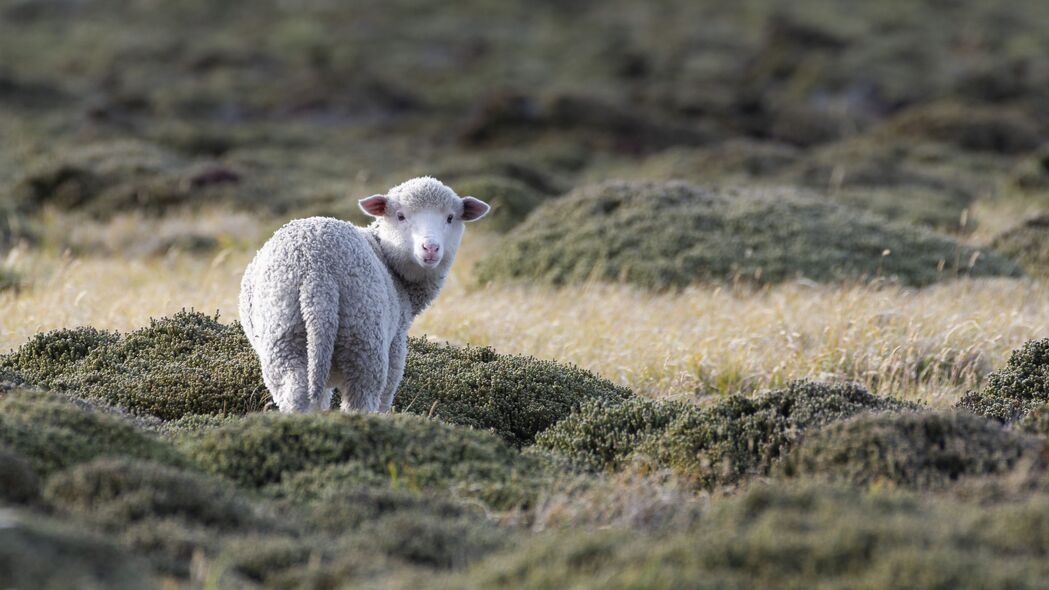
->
{"left": 238, "top": 176, "right": 490, "bottom": 413}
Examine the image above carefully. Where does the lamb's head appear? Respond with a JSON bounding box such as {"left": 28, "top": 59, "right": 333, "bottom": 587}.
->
{"left": 359, "top": 176, "right": 489, "bottom": 273}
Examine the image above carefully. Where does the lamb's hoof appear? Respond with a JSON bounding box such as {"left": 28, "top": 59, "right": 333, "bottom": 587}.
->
{"left": 263, "top": 401, "right": 278, "bottom": 412}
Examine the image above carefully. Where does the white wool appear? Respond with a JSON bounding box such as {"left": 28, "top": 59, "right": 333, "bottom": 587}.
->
{"left": 239, "top": 177, "right": 488, "bottom": 412}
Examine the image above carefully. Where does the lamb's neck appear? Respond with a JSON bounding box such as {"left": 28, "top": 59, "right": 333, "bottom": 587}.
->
{"left": 368, "top": 225, "right": 448, "bottom": 317}
{"left": 395, "top": 271, "right": 446, "bottom": 317}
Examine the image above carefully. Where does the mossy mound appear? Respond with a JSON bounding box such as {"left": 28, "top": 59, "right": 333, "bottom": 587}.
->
{"left": 604, "top": 139, "right": 981, "bottom": 229}
{"left": 534, "top": 397, "right": 689, "bottom": 471}
{"left": 784, "top": 138, "right": 1012, "bottom": 230}
{"left": 0, "top": 511, "right": 155, "bottom": 590}
{"left": 3, "top": 314, "right": 623, "bottom": 446}
{"left": 643, "top": 381, "right": 914, "bottom": 487}
{"left": 459, "top": 91, "right": 710, "bottom": 153}
{"left": 992, "top": 215, "right": 1049, "bottom": 278}
{"left": 442, "top": 484, "right": 1049, "bottom": 590}
{"left": 1009, "top": 147, "right": 1049, "bottom": 195}
{"left": 44, "top": 458, "right": 260, "bottom": 531}
{"left": 451, "top": 175, "right": 547, "bottom": 232}
{"left": 476, "top": 181, "right": 1020, "bottom": 289}
{"left": 957, "top": 338, "right": 1049, "bottom": 423}
{"left": 536, "top": 381, "right": 913, "bottom": 487}
{"left": 782, "top": 411, "right": 1036, "bottom": 488}
{"left": 0, "top": 390, "right": 184, "bottom": 477}
{"left": 181, "top": 411, "right": 548, "bottom": 510}
{"left": 10, "top": 140, "right": 246, "bottom": 217}
{"left": 427, "top": 150, "right": 575, "bottom": 196}
{"left": 880, "top": 102, "right": 1044, "bottom": 155}
{"left": 1018, "top": 404, "right": 1049, "bottom": 436}
{"left": 604, "top": 140, "right": 802, "bottom": 184}
{"left": 0, "top": 311, "right": 267, "bottom": 420}
{"left": 392, "top": 337, "right": 631, "bottom": 447}
{"left": 0, "top": 448, "right": 39, "bottom": 504}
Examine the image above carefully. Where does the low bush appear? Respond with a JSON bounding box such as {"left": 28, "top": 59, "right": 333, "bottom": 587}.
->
{"left": 10, "top": 140, "right": 245, "bottom": 217}
{"left": 992, "top": 214, "right": 1049, "bottom": 278}
{"left": 181, "top": 411, "right": 548, "bottom": 510}
{"left": 880, "top": 102, "right": 1044, "bottom": 155}
{"left": 957, "top": 338, "right": 1049, "bottom": 422}
{"left": 0, "top": 512, "right": 155, "bottom": 589}
{"left": 0, "top": 448, "right": 39, "bottom": 504}
{"left": 441, "top": 484, "right": 1049, "bottom": 590}
{"left": 44, "top": 458, "right": 260, "bottom": 531}
{"left": 0, "top": 390, "right": 184, "bottom": 476}
{"left": 393, "top": 337, "right": 631, "bottom": 447}
{"left": 475, "top": 181, "right": 1020, "bottom": 289}
{"left": 536, "top": 380, "right": 913, "bottom": 488}
{"left": 0, "top": 311, "right": 267, "bottom": 419}
{"left": 642, "top": 381, "right": 914, "bottom": 487}
{"left": 4, "top": 315, "right": 624, "bottom": 447}
{"left": 533, "top": 397, "right": 688, "bottom": 471}
{"left": 451, "top": 175, "right": 547, "bottom": 232}
{"left": 782, "top": 411, "right": 1037, "bottom": 488}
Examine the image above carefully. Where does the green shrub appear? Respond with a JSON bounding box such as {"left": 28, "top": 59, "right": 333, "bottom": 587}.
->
{"left": 442, "top": 484, "right": 1049, "bottom": 590}
{"left": 0, "top": 511, "right": 155, "bottom": 590}
{"left": 181, "top": 412, "right": 548, "bottom": 510}
{"left": 299, "top": 486, "right": 476, "bottom": 532}
{"left": 782, "top": 411, "right": 1037, "bottom": 488}
{"left": 452, "top": 175, "right": 546, "bottom": 232}
{"left": 427, "top": 150, "right": 573, "bottom": 196}
{"left": 618, "top": 141, "right": 802, "bottom": 184}
{"left": 4, "top": 315, "right": 624, "bottom": 446}
{"left": 535, "top": 381, "right": 913, "bottom": 488}
{"left": 392, "top": 337, "right": 631, "bottom": 447}
{"left": 992, "top": 215, "right": 1049, "bottom": 278}
{"left": 642, "top": 381, "right": 914, "bottom": 487}
{"left": 358, "top": 511, "right": 509, "bottom": 570}
{"left": 0, "top": 390, "right": 184, "bottom": 476}
{"left": 10, "top": 140, "right": 246, "bottom": 217}
{"left": 219, "top": 535, "right": 321, "bottom": 583}
{"left": 44, "top": 458, "right": 260, "bottom": 531}
{"left": 534, "top": 397, "right": 688, "bottom": 471}
{"left": 1009, "top": 147, "right": 1049, "bottom": 195}
{"left": 880, "top": 102, "right": 1043, "bottom": 155}
{"left": 0, "top": 448, "right": 39, "bottom": 504}
{"left": 475, "top": 181, "right": 1020, "bottom": 289}
{"left": 1018, "top": 404, "right": 1049, "bottom": 436}
{"left": 784, "top": 137, "right": 1010, "bottom": 230}
{"left": 957, "top": 338, "right": 1049, "bottom": 422}
{"left": 1, "top": 311, "right": 268, "bottom": 420}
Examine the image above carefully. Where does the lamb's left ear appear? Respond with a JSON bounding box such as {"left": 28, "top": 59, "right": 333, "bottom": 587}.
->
{"left": 359, "top": 194, "right": 388, "bottom": 217}
{"left": 461, "top": 196, "right": 490, "bottom": 222}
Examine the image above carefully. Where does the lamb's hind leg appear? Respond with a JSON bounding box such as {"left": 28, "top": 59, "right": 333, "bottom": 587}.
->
{"left": 332, "top": 331, "right": 388, "bottom": 413}
{"left": 378, "top": 336, "right": 407, "bottom": 413}
{"left": 261, "top": 328, "right": 312, "bottom": 413}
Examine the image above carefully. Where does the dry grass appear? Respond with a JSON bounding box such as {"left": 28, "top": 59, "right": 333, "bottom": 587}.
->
{"left": 3, "top": 227, "right": 1047, "bottom": 407}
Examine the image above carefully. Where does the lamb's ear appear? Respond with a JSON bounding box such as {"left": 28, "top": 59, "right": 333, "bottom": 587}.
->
{"left": 461, "top": 196, "right": 490, "bottom": 222}
{"left": 358, "top": 194, "right": 388, "bottom": 217}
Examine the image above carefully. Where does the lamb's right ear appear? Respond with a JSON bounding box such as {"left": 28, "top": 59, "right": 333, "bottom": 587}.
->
{"left": 358, "top": 194, "right": 388, "bottom": 217}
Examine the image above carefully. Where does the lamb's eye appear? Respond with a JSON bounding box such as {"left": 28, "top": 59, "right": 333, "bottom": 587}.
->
{"left": 446, "top": 214, "right": 454, "bottom": 223}
{"left": 396, "top": 212, "right": 406, "bottom": 221}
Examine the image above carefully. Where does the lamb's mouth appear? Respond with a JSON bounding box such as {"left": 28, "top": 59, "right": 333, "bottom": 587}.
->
{"left": 419, "top": 256, "right": 442, "bottom": 267}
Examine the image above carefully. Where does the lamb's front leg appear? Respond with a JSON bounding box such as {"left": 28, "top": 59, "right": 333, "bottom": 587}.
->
{"left": 379, "top": 335, "right": 408, "bottom": 413}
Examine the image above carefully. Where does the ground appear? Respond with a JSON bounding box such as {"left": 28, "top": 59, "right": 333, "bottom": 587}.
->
{"left": 3, "top": 0, "right": 1049, "bottom": 587}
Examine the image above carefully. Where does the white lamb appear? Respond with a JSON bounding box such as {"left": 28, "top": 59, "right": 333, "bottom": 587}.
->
{"left": 238, "top": 176, "right": 490, "bottom": 413}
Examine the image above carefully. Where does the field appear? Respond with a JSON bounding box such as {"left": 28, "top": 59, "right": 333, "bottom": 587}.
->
{"left": 4, "top": 0, "right": 1049, "bottom": 588}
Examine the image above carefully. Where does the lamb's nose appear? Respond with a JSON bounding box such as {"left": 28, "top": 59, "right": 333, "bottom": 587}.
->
{"left": 422, "top": 243, "right": 440, "bottom": 255}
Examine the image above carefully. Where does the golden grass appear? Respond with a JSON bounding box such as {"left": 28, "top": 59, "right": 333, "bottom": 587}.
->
{"left": 3, "top": 229, "right": 1047, "bottom": 406}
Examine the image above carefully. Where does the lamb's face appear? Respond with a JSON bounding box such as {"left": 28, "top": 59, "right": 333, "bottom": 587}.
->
{"left": 359, "top": 177, "right": 489, "bottom": 271}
